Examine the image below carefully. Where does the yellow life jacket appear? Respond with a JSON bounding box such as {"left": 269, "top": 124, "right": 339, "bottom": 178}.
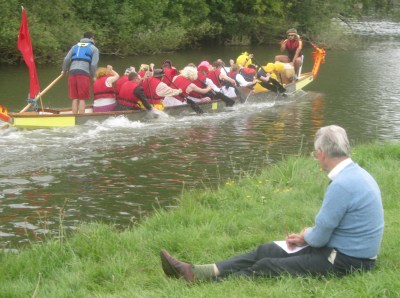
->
{"left": 236, "top": 52, "right": 252, "bottom": 67}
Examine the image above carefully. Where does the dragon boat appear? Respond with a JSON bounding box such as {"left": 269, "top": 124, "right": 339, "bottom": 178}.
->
{"left": 0, "top": 44, "right": 325, "bottom": 130}
{"left": 0, "top": 10, "right": 325, "bottom": 130}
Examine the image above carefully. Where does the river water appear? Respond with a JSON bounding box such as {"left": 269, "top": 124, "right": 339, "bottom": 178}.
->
{"left": 1, "top": 22, "right": 400, "bottom": 248}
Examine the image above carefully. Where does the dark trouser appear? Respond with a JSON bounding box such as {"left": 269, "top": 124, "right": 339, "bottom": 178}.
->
{"left": 207, "top": 91, "right": 235, "bottom": 107}
{"left": 216, "top": 243, "right": 375, "bottom": 278}
{"left": 333, "top": 250, "right": 376, "bottom": 275}
{"left": 206, "top": 91, "right": 228, "bottom": 101}
{"left": 260, "top": 78, "right": 286, "bottom": 93}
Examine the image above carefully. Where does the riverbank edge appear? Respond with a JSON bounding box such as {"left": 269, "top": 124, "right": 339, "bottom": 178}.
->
{"left": 0, "top": 142, "right": 399, "bottom": 297}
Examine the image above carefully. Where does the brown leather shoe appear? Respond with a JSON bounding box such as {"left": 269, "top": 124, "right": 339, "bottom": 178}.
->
{"left": 160, "top": 249, "right": 195, "bottom": 282}
{"left": 160, "top": 249, "right": 179, "bottom": 278}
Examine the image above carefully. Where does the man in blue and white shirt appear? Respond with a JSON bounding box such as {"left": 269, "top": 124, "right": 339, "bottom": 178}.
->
{"left": 160, "top": 125, "right": 384, "bottom": 282}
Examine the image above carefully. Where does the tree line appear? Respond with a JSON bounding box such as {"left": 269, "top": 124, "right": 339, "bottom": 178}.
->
{"left": 0, "top": 0, "right": 397, "bottom": 64}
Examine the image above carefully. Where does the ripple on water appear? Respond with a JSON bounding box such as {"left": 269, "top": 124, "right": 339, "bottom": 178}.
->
{"left": 13, "top": 222, "right": 39, "bottom": 230}
{"left": 0, "top": 178, "right": 30, "bottom": 185}
{"left": 30, "top": 175, "right": 55, "bottom": 183}
{"left": 8, "top": 203, "right": 40, "bottom": 209}
{"left": 2, "top": 188, "right": 30, "bottom": 195}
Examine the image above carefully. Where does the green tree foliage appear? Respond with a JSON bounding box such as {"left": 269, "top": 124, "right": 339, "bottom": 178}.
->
{"left": 0, "top": 0, "right": 24, "bottom": 63}
{"left": 285, "top": 0, "right": 351, "bottom": 35}
{"left": 0, "top": 0, "right": 397, "bottom": 64}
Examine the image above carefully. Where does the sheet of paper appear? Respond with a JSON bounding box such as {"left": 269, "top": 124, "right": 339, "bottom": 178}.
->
{"left": 274, "top": 240, "right": 309, "bottom": 254}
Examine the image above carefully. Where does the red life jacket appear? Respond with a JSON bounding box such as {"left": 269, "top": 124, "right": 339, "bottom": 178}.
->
{"left": 239, "top": 68, "right": 256, "bottom": 82}
{"left": 138, "top": 70, "right": 146, "bottom": 78}
{"left": 286, "top": 39, "right": 300, "bottom": 52}
{"left": 191, "top": 72, "right": 207, "bottom": 98}
{"left": 228, "top": 70, "right": 239, "bottom": 80}
{"left": 93, "top": 76, "right": 116, "bottom": 100}
{"left": 141, "top": 77, "right": 163, "bottom": 105}
{"left": 161, "top": 68, "right": 178, "bottom": 85}
{"left": 224, "top": 70, "right": 239, "bottom": 87}
{"left": 286, "top": 39, "right": 303, "bottom": 60}
{"left": 115, "top": 75, "right": 129, "bottom": 97}
{"left": 117, "top": 81, "right": 141, "bottom": 108}
{"left": 207, "top": 69, "right": 221, "bottom": 87}
{"left": 171, "top": 75, "right": 192, "bottom": 102}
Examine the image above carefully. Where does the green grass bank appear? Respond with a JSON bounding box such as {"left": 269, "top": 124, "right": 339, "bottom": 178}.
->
{"left": 0, "top": 142, "right": 399, "bottom": 297}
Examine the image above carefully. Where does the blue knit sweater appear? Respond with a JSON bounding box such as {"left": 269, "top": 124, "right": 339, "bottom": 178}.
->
{"left": 304, "top": 162, "right": 384, "bottom": 258}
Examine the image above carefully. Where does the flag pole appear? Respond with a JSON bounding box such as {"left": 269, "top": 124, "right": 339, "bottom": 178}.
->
{"left": 19, "top": 73, "right": 64, "bottom": 113}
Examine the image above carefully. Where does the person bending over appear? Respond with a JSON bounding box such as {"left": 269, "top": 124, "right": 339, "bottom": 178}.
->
{"left": 257, "top": 63, "right": 286, "bottom": 94}
{"left": 114, "top": 72, "right": 153, "bottom": 112}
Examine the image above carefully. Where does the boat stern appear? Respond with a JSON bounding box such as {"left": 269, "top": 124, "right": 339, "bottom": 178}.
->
{"left": 9, "top": 113, "right": 76, "bottom": 129}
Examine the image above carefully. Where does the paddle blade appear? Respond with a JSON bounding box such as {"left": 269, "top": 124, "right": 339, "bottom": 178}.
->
{"left": 212, "top": 91, "right": 235, "bottom": 107}
{"left": 234, "top": 86, "right": 246, "bottom": 103}
{"left": 186, "top": 98, "right": 204, "bottom": 114}
{"left": 0, "top": 104, "right": 10, "bottom": 122}
{"left": 219, "top": 94, "right": 235, "bottom": 107}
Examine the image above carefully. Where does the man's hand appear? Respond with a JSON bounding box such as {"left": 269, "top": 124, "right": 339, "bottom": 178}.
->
{"left": 285, "top": 228, "right": 309, "bottom": 250}
{"left": 280, "top": 40, "right": 287, "bottom": 51}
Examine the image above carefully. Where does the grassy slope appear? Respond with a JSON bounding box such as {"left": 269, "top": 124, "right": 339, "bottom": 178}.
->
{"left": 0, "top": 142, "right": 399, "bottom": 298}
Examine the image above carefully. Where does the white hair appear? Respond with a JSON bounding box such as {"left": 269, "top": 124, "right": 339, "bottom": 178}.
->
{"left": 181, "top": 66, "right": 198, "bottom": 81}
{"left": 314, "top": 125, "right": 350, "bottom": 158}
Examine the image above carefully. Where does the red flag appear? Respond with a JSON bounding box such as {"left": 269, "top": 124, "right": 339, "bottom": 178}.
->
{"left": 17, "top": 8, "right": 40, "bottom": 99}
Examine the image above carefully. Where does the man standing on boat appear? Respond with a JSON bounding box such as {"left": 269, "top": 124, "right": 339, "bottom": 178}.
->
{"left": 62, "top": 32, "right": 99, "bottom": 114}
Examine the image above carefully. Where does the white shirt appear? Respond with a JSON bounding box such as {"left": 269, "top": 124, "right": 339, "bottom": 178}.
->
{"left": 328, "top": 158, "right": 353, "bottom": 181}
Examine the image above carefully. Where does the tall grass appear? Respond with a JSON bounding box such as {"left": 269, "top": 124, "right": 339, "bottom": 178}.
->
{"left": 0, "top": 142, "right": 399, "bottom": 297}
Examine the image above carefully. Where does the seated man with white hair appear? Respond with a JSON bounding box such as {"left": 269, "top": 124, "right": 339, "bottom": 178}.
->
{"left": 160, "top": 125, "right": 384, "bottom": 283}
